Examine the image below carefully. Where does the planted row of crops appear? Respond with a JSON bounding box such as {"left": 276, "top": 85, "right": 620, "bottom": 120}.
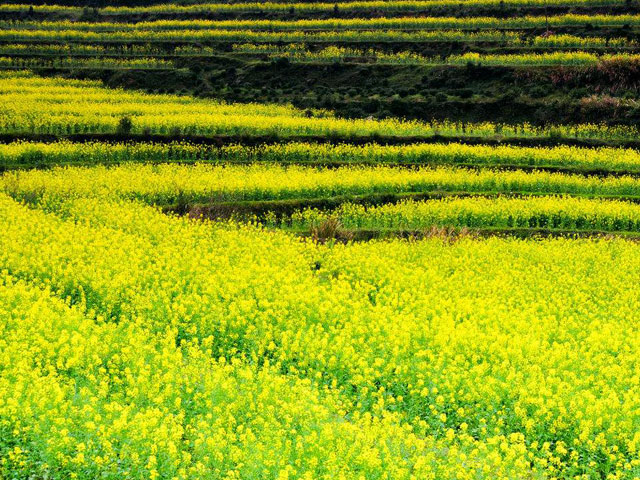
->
{"left": 234, "top": 44, "right": 640, "bottom": 65}
{"left": 0, "top": 56, "right": 176, "bottom": 70}
{"left": 233, "top": 35, "right": 640, "bottom": 52}
{"left": 0, "top": 0, "right": 629, "bottom": 16}
{"left": 7, "top": 140, "right": 640, "bottom": 173}
{"left": 3, "top": 44, "right": 638, "bottom": 71}
{"left": 11, "top": 160, "right": 640, "bottom": 218}
{"left": 0, "top": 28, "right": 525, "bottom": 44}
{"left": 5, "top": 15, "right": 640, "bottom": 32}
{"left": 2, "top": 72, "right": 638, "bottom": 143}
{"left": 0, "top": 34, "right": 637, "bottom": 55}
{"left": 282, "top": 195, "right": 640, "bottom": 233}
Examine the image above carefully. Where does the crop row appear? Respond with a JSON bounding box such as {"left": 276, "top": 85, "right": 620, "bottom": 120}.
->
{"left": 283, "top": 195, "right": 640, "bottom": 232}
{"left": 6, "top": 15, "right": 640, "bottom": 32}
{"left": 4, "top": 47, "right": 635, "bottom": 70}
{"left": 444, "top": 51, "right": 640, "bottom": 66}
{"left": 0, "top": 43, "right": 168, "bottom": 56}
{"left": 0, "top": 28, "right": 522, "bottom": 44}
{"left": 2, "top": 45, "right": 637, "bottom": 69}
{"left": 235, "top": 43, "right": 640, "bottom": 65}
{"left": 1, "top": 189, "right": 639, "bottom": 480}
{"left": 0, "top": 34, "right": 637, "bottom": 57}
{"left": 11, "top": 163, "right": 640, "bottom": 208}
{"left": 2, "top": 73, "right": 638, "bottom": 142}
{"left": 7, "top": 140, "right": 640, "bottom": 173}
{"left": 0, "top": 56, "right": 175, "bottom": 69}
{"left": 0, "top": 0, "right": 626, "bottom": 16}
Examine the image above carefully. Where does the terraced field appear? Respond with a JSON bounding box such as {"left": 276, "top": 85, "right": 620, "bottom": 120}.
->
{"left": 2, "top": 1, "right": 640, "bottom": 479}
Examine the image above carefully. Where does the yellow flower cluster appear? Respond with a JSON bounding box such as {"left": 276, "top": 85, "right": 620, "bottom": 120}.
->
{"left": 1, "top": 266, "right": 513, "bottom": 480}
{"left": 1, "top": 189, "right": 640, "bottom": 478}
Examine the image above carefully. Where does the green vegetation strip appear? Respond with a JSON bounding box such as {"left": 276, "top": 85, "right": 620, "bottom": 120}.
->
{"left": 0, "top": 0, "right": 627, "bottom": 17}
{"left": 0, "top": 28, "right": 523, "bottom": 44}
{"left": 7, "top": 134, "right": 640, "bottom": 153}
{"left": 1, "top": 35, "right": 639, "bottom": 56}
{"left": 5, "top": 15, "right": 640, "bottom": 32}
{"left": 236, "top": 44, "right": 640, "bottom": 66}
{"left": 275, "top": 195, "right": 640, "bottom": 234}
{"left": 11, "top": 162, "right": 640, "bottom": 208}
{"left": 6, "top": 141, "right": 640, "bottom": 175}
{"left": 0, "top": 56, "right": 177, "bottom": 70}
